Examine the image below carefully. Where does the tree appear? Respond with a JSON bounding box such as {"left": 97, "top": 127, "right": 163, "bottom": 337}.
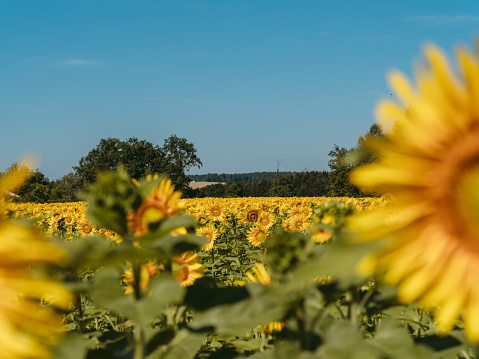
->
{"left": 157, "top": 135, "right": 203, "bottom": 193}
{"left": 74, "top": 135, "right": 202, "bottom": 193}
{"left": 225, "top": 182, "right": 242, "bottom": 197}
{"left": 269, "top": 173, "right": 293, "bottom": 197}
{"left": 327, "top": 124, "right": 384, "bottom": 197}
{"left": 52, "top": 172, "right": 83, "bottom": 202}
{"left": 2, "top": 163, "right": 53, "bottom": 203}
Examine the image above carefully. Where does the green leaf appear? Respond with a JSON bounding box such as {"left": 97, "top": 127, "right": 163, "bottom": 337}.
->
{"left": 52, "top": 333, "right": 89, "bottom": 359}
{"left": 147, "top": 329, "right": 207, "bottom": 359}
{"left": 370, "top": 318, "right": 433, "bottom": 358}
{"left": 90, "top": 268, "right": 185, "bottom": 326}
{"left": 230, "top": 338, "right": 263, "bottom": 352}
{"left": 189, "top": 284, "right": 292, "bottom": 335}
{"left": 236, "top": 342, "right": 316, "bottom": 359}
{"left": 289, "top": 235, "right": 379, "bottom": 290}
{"left": 184, "top": 277, "right": 250, "bottom": 311}
{"left": 315, "top": 320, "right": 381, "bottom": 359}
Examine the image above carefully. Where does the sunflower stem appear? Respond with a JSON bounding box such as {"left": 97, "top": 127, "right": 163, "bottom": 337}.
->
{"left": 77, "top": 293, "right": 85, "bottom": 332}
{"left": 133, "top": 326, "right": 144, "bottom": 359}
{"left": 346, "top": 289, "right": 359, "bottom": 327}
{"left": 132, "top": 263, "right": 142, "bottom": 301}
{"left": 211, "top": 248, "right": 216, "bottom": 279}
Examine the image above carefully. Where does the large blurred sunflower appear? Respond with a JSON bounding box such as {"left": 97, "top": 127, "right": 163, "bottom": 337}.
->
{"left": 349, "top": 42, "right": 479, "bottom": 340}
{"left": 172, "top": 252, "right": 204, "bottom": 287}
{"left": 127, "top": 178, "right": 184, "bottom": 236}
{"left": 0, "top": 162, "right": 73, "bottom": 358}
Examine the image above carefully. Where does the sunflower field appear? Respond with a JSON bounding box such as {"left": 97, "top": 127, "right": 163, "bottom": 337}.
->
{"left": 0, "top": 165, "right": 475, "bottom": 359}
{"left": 5, "top": 41, "right": 479, "bottom": 358}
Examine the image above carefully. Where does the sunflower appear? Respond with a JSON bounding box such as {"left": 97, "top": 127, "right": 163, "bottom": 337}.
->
{"left": 257, "top": 212, "right": 275, "bottom": 230}
{"left": 208, "top": 204, "right": 224, "bottom": 220}
{"left": 196, "top": 224, "right": 217, "bottom": 251}
{"left": 196, "top": 214, "right": 208, "bottom": 225}
{"left": 77, "top": 220, "right": 94, "bottom": 236}
{"left": 244, "top": 208, "right": 260, "bottom": 223}
{"left": 246, "top": 263, "right": 272, "bottom": 285}
{"left": 260, "top": 321, "right": 285, "bottom": 334}
{"left": 123, "top": 261, "right": 159, "bottom": 294}
{"left": 172, "top": 252, "right": 204, "bottom": 287}
{"left": 127, "top": 178, "right": 184, "bottom": 236}
{"left": 0, "top": 163, "right": 73, "bottom": 358}
{"left": 247, "top": 225, "right": 268, "bottom": 247}
{"left": 348, "top": 42, "right": 479, "bottom": 340}
{"left": 246, "top": 264, "right": 284, "bottom": 333}
{"left": 311, "top": 226, "right": 332, "bottom": 244}
{"left": 283, "top": 215, "right": 310, "bottom": 232}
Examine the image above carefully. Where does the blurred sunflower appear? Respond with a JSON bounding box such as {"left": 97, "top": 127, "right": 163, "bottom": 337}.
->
{"left": 349, "top": 43, "right": 479, "bottom": 340}
{"left": 172, "top": 252, "right": 204, "bottom": 287}
{"left": 246, "top": 263, "right": 272, "bottom": 285}
{"left": 123, "top": 261, "right": 158, "bottom": 294}
{"left": 196, "top": 224, "right": 217, "bottom": 251}
{"left": 76, "top": 219, "right": 94, "bottom": 236}
{"left": 283, "top": 215, "right": 310, "bottom": 232}
{"left": 127, "top": 178, "right": 184, "bottom": 236}
{"left": 246, "top": 264, "right": 283, "bottom": 333}
{"left": 311, "top": 227, "right": 332, "bottom": 244}
{"left": 0, "top": 162, "right": 73, "bottom": 358}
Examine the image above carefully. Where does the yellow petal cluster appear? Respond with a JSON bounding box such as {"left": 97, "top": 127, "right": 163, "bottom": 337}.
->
{"left": 0, "top": 163, "right": 73, "bottom": 358}
{"left": 127, "top": 178, "right": 185, "bottom": 236}
{"left": 349, "top": 42, "right": 479, "bottom": 341}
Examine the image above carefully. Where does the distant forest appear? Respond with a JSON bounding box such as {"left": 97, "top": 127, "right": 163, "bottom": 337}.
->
{"left": 189, "top": 171, "right": 297, "bottom": 182}
{"left": 191, "top": 171, "right": 330, "bottom": 198}
{"left": 3, "top": 124, "right": 383, "bottom": 202}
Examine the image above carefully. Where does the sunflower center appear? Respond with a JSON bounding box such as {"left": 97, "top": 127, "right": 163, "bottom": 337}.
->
{"left": 455, "top": 165, "right": 479, "bottom": 238}
{"left": 256, "top": 232, "right": 266, "bottom": 241}
{"left": 141, "top": 207, "right": 165, "bottom": 230}
{"left": 435, "top": 130, "right": 479, "bottom": 243}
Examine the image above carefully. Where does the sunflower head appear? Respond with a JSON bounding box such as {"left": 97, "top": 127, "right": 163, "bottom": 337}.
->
{"left": 247, "top": 225, "right": 268, "bottom": 247}
{"left": 196, "top": 224, "right": 217, "bottom": 251}
{"left": 349, "top": 42, "right": 479, "bottom": 341}
{"left": 127, "top": 178, "right": 185, "bottom": 236}
{"left": 244, "top": 209, "right": 260, "bottom": 223}
{"left": 172, "top": 252, "right": 205, "bottom": 287}
{"left": 0, "top": 165, "right": 73, "bottom": 359}
{"left": 0, "top": 160, "right": 33, "bottom": 216}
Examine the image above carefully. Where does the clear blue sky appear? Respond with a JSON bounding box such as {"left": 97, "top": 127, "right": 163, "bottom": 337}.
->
{"left": 2, "top": 0, "right": 479, "bottom": 180}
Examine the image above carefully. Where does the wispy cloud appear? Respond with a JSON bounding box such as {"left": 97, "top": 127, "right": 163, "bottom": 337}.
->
{"left": 54, "top": 59, "right": 102, "bottom": 67}
{"left": 143, "top": 97, "right": 225, "bottom": 103}
{"left": 318, "top": 32, "right": 394, "bottom": 41}
{"left": 346, "top": 34, "right": 395, "bottom": 41}
{"left": 405, "top": 14, "right": 479, "bottom": 25}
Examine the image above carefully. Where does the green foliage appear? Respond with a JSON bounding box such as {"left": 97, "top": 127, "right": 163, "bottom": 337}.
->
{"left": 327, "top": 124, "right": 384, "bottom": 197}
{"left": 269, "top": 173, "right": 294, "bottom": 197}
{"left": 195, "top": 172, "right": 329, "bottom": 198}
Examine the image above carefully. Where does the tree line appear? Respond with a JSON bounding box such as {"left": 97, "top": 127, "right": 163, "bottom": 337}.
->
{"left": 190, "top": 171, "right": 297, "bottom": 182}
{"left": 193, "top": 171, "right": 330, "bottom": 197}
{"left": 2, "top": 124, "right": 384, "bottom": 202}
